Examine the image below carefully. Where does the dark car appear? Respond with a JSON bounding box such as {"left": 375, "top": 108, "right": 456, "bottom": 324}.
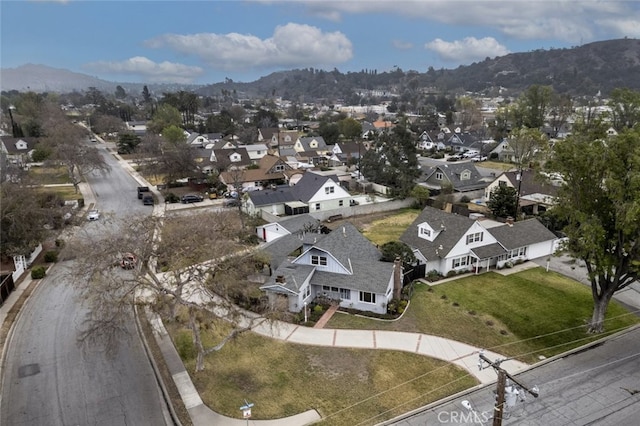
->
{"left": 181, "top": 194, "right": 204, "bottom": 204}
{"left": 223, "top": 198, "right": 241, "bottom": 208}
{"left": 137, "top": 186, "right": 150, "bottom": 199}
{"left": 142, "top": 194, "right": 154, "bottom": 205}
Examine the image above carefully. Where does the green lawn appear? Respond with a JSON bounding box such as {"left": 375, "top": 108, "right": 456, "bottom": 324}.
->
{"left": 28, "top": 165, "right": 71, "bottom": 184}
{"left": 168, "top": 321, "right": 477, "bottom": 426}
{"left": 361, "top": 209, "right": 420, "bottom": 246}
{"left": 326, "top": 268, "right": 639, "bottom": 363}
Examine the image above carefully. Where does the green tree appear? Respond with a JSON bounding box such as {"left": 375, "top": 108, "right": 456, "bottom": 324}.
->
{"left": 142, "top": 85, "right": 152, "bottom": 104}
{"left": 318, "top": 121, "right": 340, "bottom": 145}
{"left": 607, "top": 88, "right": 640, "bottom": 131}
{"left": 148, "top": 104, "right": 182, "bottom": 135}
{"left": 337, "top": 117, "right": 362, "bottom": 141}
{"left": 410, "top": 185, "right": 430, "bottom": 209}
{"left": 380, "top": 241, "right": 416, "bottom": 264}
{"left": 162, "top": 125, "right": 186, "bottom": 145}
{"left": 117, "top": 132, "right": 141, "bottom": 154}
{"left": 547, "top": 125, "right": 640, "bottom": 333}
{"left": 115, "top": 85, "right": 126, "bottom": 100}
{"left": 487, "top": 185, "right": 518, "bottom": 219}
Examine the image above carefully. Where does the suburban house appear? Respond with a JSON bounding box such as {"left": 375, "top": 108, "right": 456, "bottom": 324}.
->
{"left": 0, "top": 136, "right": 38, "bottom": 167}
{"left": 490, "top": 139, "right": 517, "bottom": 162}
{"left": 209, "top": 147, "right": 251, "bottom": 171}
{"left": 256, "top": 213, "right": 320, "bottom": 243}
{"left": 483, "top": 169, "right": 559, "bottom": 215}
{"left": 400, "top": 206, "right": 557, "bottom": 276}
{"left": 125, "top": 120, "right": 147, "bottom": 136}
{"left": 245, "top": 171, "right": 355, "bottom": 217}
{"left": 260, "top": 222, "right": 399, "bottom": 315}
{"left": 243, "top": 143, "right": 269, "bottom": 163}
{"left": 417, "top": 131, "right": 446, "bottom": 151}
{"left": 219, "top": 154, "right": 294, "bottom": 192}
{"left": 329, "top": 141, "right": 364, "bottom": 165}
{"left": 422, "top": 163, "right": 491, "bottom": 197}
{"left": 294, "top": 136, "right": 329, "bottom": 155}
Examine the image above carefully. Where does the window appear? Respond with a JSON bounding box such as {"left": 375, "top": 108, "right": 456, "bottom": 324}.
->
{"left": 499, "top": 180, "right": 506, "bottom": 187}
{"left": 435, "top": 172, "right": 443, "bottom": 180}
{"left": 461, "top": 171, "right": 471, "bottom": 180}
{"left": 451, "top": 256, "right": 470, "bottom": 268}
{"left": 508, "top": 247, "right": 527, "bottom": 259}
{"left": 325, "top": 186, "right": 335, "bottom": 194}
{"left": 359, "top": 292, "right": 376, "bottom": 304}
{"left": 302, "top": 285, "right": 310, "bottom": 299}
{"left": 274, "top": 164, "right": 284, "bottom": 172}
{"left": 339, "top": 288, "right": 351, "bottom": 300}
{"left": 339, "top": 200, "right": 343, "bottom": 207}
{"left": 420, "top": 228, "right": 431, "bottom": 237}
{"left": 311, "top": 255, "right": 327, "bottom": 266}
{"left": 466, "top": 232, "right": 483, "bottom": 244}
{"left": 315, "top": 203, "right": 321, "bottom": 211}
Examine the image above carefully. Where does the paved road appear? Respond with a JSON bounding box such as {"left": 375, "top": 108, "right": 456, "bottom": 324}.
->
{"left": 386, "top": 255, "right": 640, "bottom": 426}
{"left": 387, "top": 326, "right": 640, "bottom": 426}
{"left": 1, "top": 140, "right": 169, "bottom": 425}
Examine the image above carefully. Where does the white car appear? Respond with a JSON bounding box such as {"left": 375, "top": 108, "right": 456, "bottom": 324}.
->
{"left": 87, "top": 209, "right": 100, "bottom": 221}
{"left": 471, "top": 155, "right": 488, "bottom": 162}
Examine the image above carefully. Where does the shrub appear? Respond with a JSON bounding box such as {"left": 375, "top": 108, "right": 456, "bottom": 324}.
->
{"left": 31, "top": 266, "right": 46, "bottom": 279}
{"left": 44, "top": 251, "right": 58, "bottom": 263}
{"left": 313, "top": 305, "right": 324, "bottom": 314}
{"left": 460, "top": 195, "right": 471, "bottom": 203}
{"left": 446, "top": 270, "right": 458, "bottom": 277}
{"left": 174, "top": 331, "right": 196, "bottom": 360}
{"left": 164, "top": 192, "right": 180, "bottom": 203}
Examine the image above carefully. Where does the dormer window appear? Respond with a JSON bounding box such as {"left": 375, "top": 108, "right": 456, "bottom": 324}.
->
{"left": 418, "top": 223, "right": 437, "bottom": 241}
{"left": 461, "top": 170, "right": 471, "bottom": 180}
{"left": 435, "top": 172, "right": 443, "bottom": 180}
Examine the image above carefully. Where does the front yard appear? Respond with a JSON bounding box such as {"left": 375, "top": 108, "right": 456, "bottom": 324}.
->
{"left": 166, "top": 318, "right": 477, "bottom": 426}
{"left": 326, "top": 268, "right": 639, "bottom": 364}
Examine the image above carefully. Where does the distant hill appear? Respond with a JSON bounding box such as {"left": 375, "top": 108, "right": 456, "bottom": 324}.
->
{"left": 2, "top": 39, "right": 640, "bottom": 99}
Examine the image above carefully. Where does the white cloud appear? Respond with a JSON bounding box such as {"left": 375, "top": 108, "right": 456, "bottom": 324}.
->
{"left": 304, "top": 1, "right": 639, "bottom": 43}
{"left": 392, "top": 39, "right": 413, "bottom": 50}
{"left": 145, "top": 23, "right": 353, "bottom": 71}
{"left": 425, "top": 37, "right": 511, "bottom": 62}
{"left": 84, "top": 57, "right": 204, "bottom": 83}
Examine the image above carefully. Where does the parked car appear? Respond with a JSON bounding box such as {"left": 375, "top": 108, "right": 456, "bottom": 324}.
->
{"left": 223, "top": 198, "right": 241, "bottom": 208}
{"left": 181, "top": 194, "right": 204, "bottom": 204}
{"left": 137, "top": 186, "right": 150, "bottom": 199}
{"left": 471, "top": 155, "right": 488, "bottom": 162}
{"left": 87, "top": 209, "right": 100, "bottom": 221}
{"left": 447, "top": 155, "right": 462, "bottom": 162}
{"left": 142, "top": 194, "right": 154, "bottom": 205}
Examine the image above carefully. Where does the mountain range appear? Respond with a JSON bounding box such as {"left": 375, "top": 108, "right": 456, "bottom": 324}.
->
{"left": 2, "top": 38, "right": 639, "bottom": 100}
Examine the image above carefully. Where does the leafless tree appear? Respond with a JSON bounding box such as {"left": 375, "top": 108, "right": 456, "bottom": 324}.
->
{"left": 64, "top": 211, "right": 277, "bottom": 372}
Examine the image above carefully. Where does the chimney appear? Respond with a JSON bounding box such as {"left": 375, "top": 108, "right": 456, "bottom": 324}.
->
{"left": 275, "top": 275, "right": 285, "bottom": 283}
{"left": 506, "top": 216, "right": 514, "bottom": 226}
{"left": 393, "top": 256, "right": 403, "bottom": 300}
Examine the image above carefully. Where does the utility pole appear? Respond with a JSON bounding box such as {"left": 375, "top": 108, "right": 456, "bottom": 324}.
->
{"left": 478, "top": 352, "right": 539, "bottom": 426}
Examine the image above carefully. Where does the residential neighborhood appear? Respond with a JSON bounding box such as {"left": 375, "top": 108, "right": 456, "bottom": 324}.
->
{"left": 2, "top": 62, "right": 640, "bottom": 426}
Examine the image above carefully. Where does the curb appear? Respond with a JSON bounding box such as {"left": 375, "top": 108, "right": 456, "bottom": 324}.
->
{"left": 134, "top": 305, "right": 184, "bottom": 426}
{"left": 376, "top": 323, "right": 640, "bottom": 425}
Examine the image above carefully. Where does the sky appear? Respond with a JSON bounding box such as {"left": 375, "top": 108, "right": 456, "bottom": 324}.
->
{"left": 2, "top": 0, "right": 640, "bottom": 85}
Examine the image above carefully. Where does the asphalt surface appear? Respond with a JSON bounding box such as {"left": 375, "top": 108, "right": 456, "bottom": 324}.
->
{"left": 384, "top": 255, "right": 640, "bottom": 426}
{"left": 0, "top": 140, "right": 169, "bottom": 425}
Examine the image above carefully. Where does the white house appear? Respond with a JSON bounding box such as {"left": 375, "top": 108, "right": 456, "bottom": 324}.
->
{"left": 400, "top": 206, "right": 557, "bottom": 276}
{"left": 260, "top": 223, "right": 399, "bottom": 315}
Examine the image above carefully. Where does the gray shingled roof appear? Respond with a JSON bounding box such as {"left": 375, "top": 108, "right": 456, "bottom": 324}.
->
{"left": 311, "top": 259, "right": 393, "bottom": 294}
{"left": 425, "top": 163, "right": 489, "bottom": 191}
{"left": 260, "top": 262, "right": 316, "bottom": 295}
{"left": 312, "top": 222, "right": 382, "bottom": 268}
{"left": 400, "top": 206, "right": 475, "bottom": 259}
{"left": 471, "top": 243, "right": 506, "bottom": 259}
{"left": 276, "top": 214, "right": 320, "bottom": 234}
{"left": 487, "top": 218, "right": 556, "bottom": 250}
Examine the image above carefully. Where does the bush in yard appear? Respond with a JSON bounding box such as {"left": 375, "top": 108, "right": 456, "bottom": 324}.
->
{"left": 175, "top": 330, "right": 196, "bottom": 360}
{"left": 31, "top": 266, "right": 46, "bottom": 279}
{"left": 44, "top": 251, "right": 58, "bottom": 263}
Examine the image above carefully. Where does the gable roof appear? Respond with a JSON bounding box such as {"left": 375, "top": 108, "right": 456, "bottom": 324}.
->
{"left": 400, "top": 206, "right": 475, "bottom": 259}
{"left": 211, "top": 148, "right": 251, "bottom": 169}
{"left": 0, "top": 137, "right": 38, "bottom": 154}
{"left": 275, "top": 213, "right": 321, "bottom": 235}
{"left": 424, "top": 163, "right": 489, "bottom": 191}
{"left": 487, "top": 218, "right": 557, "bottom": 250}
{"left": 297, "top": 136, "right": 328, "bottom": 151}
{"left": 500, "top": 169, "right": 559, "bottom": 198}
